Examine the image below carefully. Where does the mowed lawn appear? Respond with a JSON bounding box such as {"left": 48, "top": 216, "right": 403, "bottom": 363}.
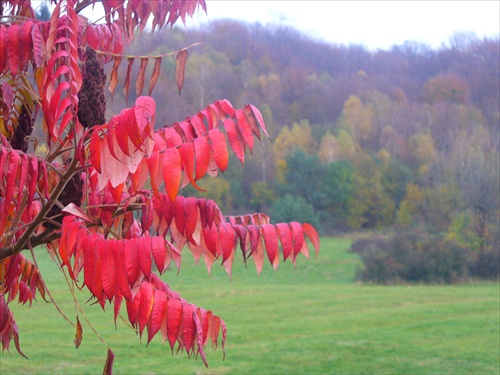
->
{"left": 0, "top": 237, "right": 498, "bottom": 374}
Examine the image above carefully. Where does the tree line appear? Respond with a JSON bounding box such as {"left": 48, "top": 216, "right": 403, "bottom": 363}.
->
{"left": 106, "top": 20, "right": 499, "bottom": 278}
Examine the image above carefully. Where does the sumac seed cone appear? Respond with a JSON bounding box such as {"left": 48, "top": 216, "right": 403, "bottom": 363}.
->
{"left": 10, "top": 106, "right": 33, "bottom": 152}
{"left": 78, "top": 47, "right": 107, "bottom": 128}
{"left": 46, "top": 173, "right": 84, "bottom": 226}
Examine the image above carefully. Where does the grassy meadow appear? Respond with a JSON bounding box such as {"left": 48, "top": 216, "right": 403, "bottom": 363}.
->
{"left": 0, "top": 237, "right": 498, "bottom": 374}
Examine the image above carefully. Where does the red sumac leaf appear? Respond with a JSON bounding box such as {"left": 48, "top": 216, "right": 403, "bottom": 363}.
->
{"left": 138, "top": 282, "right": 154, "bottom": 337}
{"left": 163, "top": 147, "right": 182, "bottom": 202}
{"left": 224, "top": 118, "right": 245, "bottom": 164}
{"left": 167, "top": 298, "right": 182, "bottom": 351}
{"left": 182, "top": 303, "right": 196, "bottom": 354}
{"left": 147, "top": 290, "right": 167, "bottom": 345}
{"left": 138, "top": 237, "right": 153, "bottom": 280}
{"left": 276, "top": 223, "right": 293, "bottom": 262}
{"left": 302, "top": 223, "right": 320, "bottom": 257}
{"left": 262, "top": 224, "right": 279, "bottom": 269}
{"left": 209, "top": 129, "right": 228, "bottom": 172}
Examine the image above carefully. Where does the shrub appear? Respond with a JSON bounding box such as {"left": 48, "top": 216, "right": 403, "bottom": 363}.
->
{"left": 270, "top": 194, "right": 320, "bottom": 230}
{"left": 351, "top": 231, "right": 473, "bottom": 283}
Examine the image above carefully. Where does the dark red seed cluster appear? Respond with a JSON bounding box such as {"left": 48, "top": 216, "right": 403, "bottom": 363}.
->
{"left": 77, "top": 47, "right": 107, "bottom": 128}
{"left": 10, "top": 105, "right": 33, "bottom": 152}
{"left": 46, "top": 173, "right": 84, "bottom": 227}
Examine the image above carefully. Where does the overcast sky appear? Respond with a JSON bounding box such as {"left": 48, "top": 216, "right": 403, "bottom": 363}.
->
{"left": 185, "top": 0, "right": 500, "bottom": 50}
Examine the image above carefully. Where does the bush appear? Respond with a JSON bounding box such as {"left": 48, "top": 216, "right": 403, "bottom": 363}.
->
{"left": 351, "top": 231, "right": 473, "bottom": 284}
{"left": 270, "top": 194, "right": 320, "bottom": 230}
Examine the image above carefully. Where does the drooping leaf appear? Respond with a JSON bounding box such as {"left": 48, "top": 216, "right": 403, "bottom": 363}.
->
{"left": 176, "top": 49, "right": 188, "bottom": 96}
{"left": 136, "top": 58, "right": 149, "bottom": 97}
{"left": 74, "top": 316, "right": 83, "bottom": 349}
{"left": 124, "top": 57, "right": 134, "bottom": 102}
{"left": 102, "top": 349, "right": 115, "bottom": 375}
{"left": 148, "top": 57, "right": 162, "bottom": 96}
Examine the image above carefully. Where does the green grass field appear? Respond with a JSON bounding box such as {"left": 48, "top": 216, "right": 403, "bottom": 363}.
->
{"left": 1, "top": 237, "right": 499, "bottom": 374}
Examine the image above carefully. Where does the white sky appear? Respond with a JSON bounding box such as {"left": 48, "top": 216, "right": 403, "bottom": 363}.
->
{"left": 185, "top": 0, "right": 500, "bottom": 50}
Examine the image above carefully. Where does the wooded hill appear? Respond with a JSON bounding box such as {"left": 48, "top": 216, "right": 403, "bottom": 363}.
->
{"left": 107, "top": 20, "right": 499, "bottom": 256}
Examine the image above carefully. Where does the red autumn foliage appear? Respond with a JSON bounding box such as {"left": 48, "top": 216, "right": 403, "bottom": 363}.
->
{"left": 0, "top": 0, "right": 319, "bottom": 372}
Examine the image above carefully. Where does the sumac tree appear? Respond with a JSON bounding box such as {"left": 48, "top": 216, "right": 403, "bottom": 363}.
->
{"left": 0, "top": 0, "right": 319, "bottom": 372}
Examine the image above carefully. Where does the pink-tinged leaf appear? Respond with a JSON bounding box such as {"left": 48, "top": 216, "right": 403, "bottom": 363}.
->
{"left": 62, "top": 203, "right": 94, "bottom": 223}
{"left": 176, "top": 49, "right": 188, "bottom": 96}
{"left": 167, "top": 241, "right": 182, "bottom": 272}
{"left": 135, "top": 96, "right": 156, "bottom": 135}
{"left": 163, "top": 147, "right": 182, "bottom": 202}
{"left": 138, "top": 237, "right": 153, "bottom": 279}
{"left": 262, "top": 224, "right": 279, "bottom": 269}
{"left": 209, "top": 129, "right": 228, "bottom": 172}
{"left": 167, "top": 298, "right": 182, "bottom": 351}
{"left": 138, "top": 282, "right": 154, "bottom": 338}
{"left": 147, "top": 290, "right": 167, "bottom": 345}
{"left": 193, "top": 136, "right": 210, "bottom": 181}
{"left": 131, "top": 158, "right": 149, "bottom": 192}
{"left": 302, "top": 223, "right": 320, "bottom": 257}
{"left": 290, "top": 222, "right": 305, "bottom": 259}
{"left": 103, "top": 349, "right": 115, "bottom": 375}
{"left": 224, "top": 118, "right": 245, "bottom": 164}
{"left": 276, "top": 223, "right": 293, "bottom": 262}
